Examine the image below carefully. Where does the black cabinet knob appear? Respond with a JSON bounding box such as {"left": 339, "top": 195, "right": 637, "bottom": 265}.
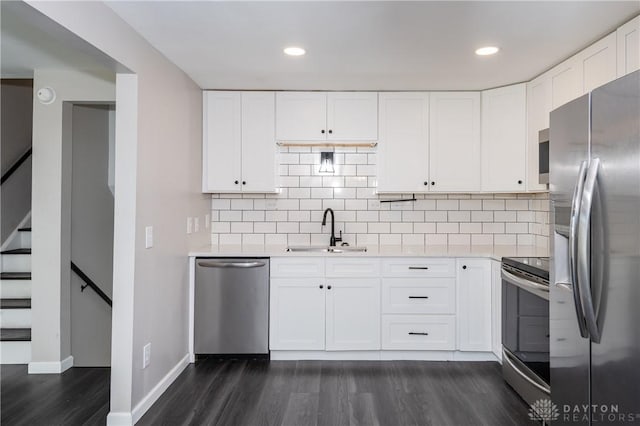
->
{"left": 234, "top": 180, "right": 239, "bottom": 184}
{"left": 321, "top": 129, "right": 325, "bottom": 134}
{"left": 328, "top": 129, "right": 333, "bottom": 134}
{"left": 431, "top": 181, "right": 435, "bottom": 186}
{"left": 319, "top": 285, "right": 323, "bottom": 289}
{"left": 327, "top": 285, "right": 332, "bottom": 290}
{"left": 424, "top": 181, "right": 428, "bottom": 185}
{"left": 462, "top": 265, "right": 467, "bottom": 270}
{"left": 518, "top": 180, "right": 523, "bottom": 184}
{"left": 242, "top": 181, "right": 246, "bottom": 185}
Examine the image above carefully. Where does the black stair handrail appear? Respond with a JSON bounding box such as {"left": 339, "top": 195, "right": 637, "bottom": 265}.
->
{"left": 70, "top": 261, "right": 113, "bottom": 307}
{"left": 1, "top": 148, "right": 32, "bottom": 185}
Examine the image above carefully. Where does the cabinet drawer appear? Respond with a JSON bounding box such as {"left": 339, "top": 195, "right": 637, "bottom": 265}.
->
{"left": 325, "top": 258, "right": 380, "bottom": 277}
{"left": 382, "top": 315, "right": 456, "bottom": 350}
{"left": 382, "top": 278, "right": 455, "bottom": 314}
{"left": 381, "top": 258, "right": 455, "bottom": 278}
{"left": 270, "top": 257, "right": 324, "bottom": 278}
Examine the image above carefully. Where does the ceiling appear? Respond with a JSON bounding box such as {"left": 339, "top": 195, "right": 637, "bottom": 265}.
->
{"left": 107, "top": 1, "right": 640, "bottom": 91}
{"left": 1, "top": 2, "right": 122, "bottom": 78}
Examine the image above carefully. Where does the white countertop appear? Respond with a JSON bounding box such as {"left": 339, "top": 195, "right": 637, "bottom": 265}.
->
{"left": 189, "top": 244, "right": 548, "bottom": 261}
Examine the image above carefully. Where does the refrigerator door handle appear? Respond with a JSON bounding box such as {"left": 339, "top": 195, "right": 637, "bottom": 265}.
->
{"left": 569, "top": 160, "right": 589, "bottom": 338}
{"left": 577, "top": 158, "right": 602, "bottom": 343}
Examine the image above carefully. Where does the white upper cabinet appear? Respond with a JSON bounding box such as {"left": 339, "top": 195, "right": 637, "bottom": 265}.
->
{"left": 203, "top": 91, "right": 242, "bottom": 192}
{"left": 456, "top": 259, "right": 492, "bottom": 352}
{"left": 203, "top": 91, "right": 277, "bottom": 193}
{"left": 617, "top": 15, "right": 640, "bottom": 77}
{"left": 276, "top": 92, "right": 378, "bottom": 141}
{"left": 275, "top": 92, "right": 327, "bottom": 141}
{"left": 578, "top": 32, "right": 617, "bottom": 94}
{"left": 241, "top": 92, "right": 278, "bottom": 192}
{"left": 327, "top": 92, "right": 378, "bottom": 140}
{"left": 377, "top": 92, "right": 430, "bottom": 193}
{"left": 526, "top": 75, "right": 552, "bottom": 192}
{"left": 549, "top": 57, "right": 582, "bottom": 109}
{"left": 481, "top": 84, "right": 527, "bottom": 192}
{"left": 429, "top": 92, "right": 481, "bottom": 192}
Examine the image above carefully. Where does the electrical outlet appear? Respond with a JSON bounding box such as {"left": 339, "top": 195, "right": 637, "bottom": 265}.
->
{"left": 205, "top": 214, "right": 210, "bottom": 229}
{"left": 266, "top": 199, "right": 277, "bottom": 210}
{"left": 187, "top": 217, "right": 193, "bottom": 234}
{"left": 194, "top": 217, "right": 200, "bottom": 232}
{"left": 368, "top": 200, "right": 381, "bottom": 210}
{"left": 143, "top": 343, "right": 151, "bottom": 368}
{"left": 145, "top": 226, "right": 153, "bottom": 249}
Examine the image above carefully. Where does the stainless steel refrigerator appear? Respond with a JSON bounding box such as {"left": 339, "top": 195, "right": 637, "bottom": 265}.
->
{"left": 550, "top": 69, "right": 640, "bottom": 425}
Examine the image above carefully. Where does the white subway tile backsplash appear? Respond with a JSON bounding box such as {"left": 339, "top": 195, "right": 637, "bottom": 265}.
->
{"left": 210, "top": 148, "right": 550, "bottom": 249}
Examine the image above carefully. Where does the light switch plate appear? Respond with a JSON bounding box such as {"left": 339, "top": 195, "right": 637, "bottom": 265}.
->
{"left": 143, "top": 343, "right": 151, "bottom": 368}
{"left": 145, "top": 226, "right": 153, "bottom": 248}
{"left": 187, "top": 217, "right": 193, "bottom": 234}
{"left": 205, "top": 214, "right": 210, "bottom": 229}
{"left": 194, "top": 217, "right": 200, "bottom": 232}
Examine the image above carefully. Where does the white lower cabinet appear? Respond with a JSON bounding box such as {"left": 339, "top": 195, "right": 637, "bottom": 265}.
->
{"left": 326, "top": 278, "right": 381, "bottom": 350}
{"left": 269, "top": 278, "right": 326, "bottom": 350}
{"left": 456, "top": 259, "right": 492, "bottom": 352}
{"left": 270, "top": 256, "right": 497, "bottom": 358}
{"left": 382, "top": 315, "right": 455, "bottom": 350}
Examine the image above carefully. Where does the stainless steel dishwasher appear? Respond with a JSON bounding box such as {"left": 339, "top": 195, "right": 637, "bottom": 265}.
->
{"left": 194, "top": 258, "right": 269, "bottom": 355}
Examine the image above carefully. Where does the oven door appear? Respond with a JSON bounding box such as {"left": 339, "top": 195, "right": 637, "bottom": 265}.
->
{"left": 501, "top": 265, "right": 550, "bottom": 389}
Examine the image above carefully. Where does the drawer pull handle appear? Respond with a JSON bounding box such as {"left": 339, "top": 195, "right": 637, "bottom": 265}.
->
{"left": 408, "top": 332, "right": 429, "bottom": 336}
{"left": 408, "top": 296, "right": 429, "bottom": 299}
{"left": 408, "top": 266, "right": 429, "bottom": 270}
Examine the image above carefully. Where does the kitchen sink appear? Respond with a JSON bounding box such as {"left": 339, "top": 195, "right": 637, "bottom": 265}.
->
{"left": 286, "top": 246, "right": 367, "bottom": 253}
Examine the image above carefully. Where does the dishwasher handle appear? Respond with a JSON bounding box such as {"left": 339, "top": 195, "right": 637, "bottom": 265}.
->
{"left": 197, "top": 260, "right": 266, "bottom": 269}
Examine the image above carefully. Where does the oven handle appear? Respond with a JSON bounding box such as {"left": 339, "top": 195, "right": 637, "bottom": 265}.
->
{"left": 502, "top": 349, "right": 550, "bottom": 395}
{"left": 501, "top": 268, "right": 549, "bottom": 293}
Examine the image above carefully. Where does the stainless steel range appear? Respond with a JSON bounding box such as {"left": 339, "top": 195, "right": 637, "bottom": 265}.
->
{"left": 501, "top": 256, "right": 550, "bottom": 406}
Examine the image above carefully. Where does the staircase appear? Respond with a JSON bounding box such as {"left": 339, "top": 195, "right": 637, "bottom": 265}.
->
{"left": 1, "top": 227, "right": 32, "bottom": 364}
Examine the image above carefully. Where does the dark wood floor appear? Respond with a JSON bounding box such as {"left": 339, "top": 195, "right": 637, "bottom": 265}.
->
{"left": 140, "top": 359, "right": 531, "bottom": 426}
{"left": 0, "top": 365, "right": 110, "bottom": 426}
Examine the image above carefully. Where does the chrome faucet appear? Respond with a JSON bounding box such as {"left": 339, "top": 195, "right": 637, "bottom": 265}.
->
{"left": 321, "top": 208, "right": 342, "bottom": 247}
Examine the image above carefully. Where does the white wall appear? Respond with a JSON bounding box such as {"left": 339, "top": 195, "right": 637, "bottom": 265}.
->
{"left": 70, "top": 104, "right": 114, "bottom": 367}
{"left": 1, "top": 79, "right": 33, "bottom": 244}
{"left": 25, "top": 2, "right": 209, "bottom": 423}
{"left": 30, "top": 68, "right": 115, "bottom": 372}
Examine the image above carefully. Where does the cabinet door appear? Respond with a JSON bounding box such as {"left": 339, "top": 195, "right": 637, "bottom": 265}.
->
{"left": 203, "top": 91, "right": 242, "bottom": 192}
{"left": 275, "top": 92, "right": 327, "bottom": 141}
{"left": 481, "top": 84, "right": 527, "bottom": 192}
{"left": 617, "top": 15, "right": 640, "bottom": 77}
{"left": 490, "top": 260, "right": 502, "bottom": 361}
{"left": 269, "top": 278, "right": 325, "bottom": 350}
{"left": 456, "top": 259, "right": 492, "bottom": 352}
{"left": 326, "top": 92, "right": 378, "bottom": 140}
{"left": 429, "top": 92, "right": 481, "bottom": 192}
{"left": 526, "top": 75, "right": 552, "bottom": 192}
{"left": 241, "top": 92, "right": 278, "bottom": 192}
{"left": 550, "top": 58, "right": 582, "bottom": 109}
{"left": 377, "top": 92, "right": 430, "bottom": 193}
{"left": 325, "top": 278, "right": 380, "bottom": 350}
{"left": 578, "top": 32, "right": 617, "bottom": 93}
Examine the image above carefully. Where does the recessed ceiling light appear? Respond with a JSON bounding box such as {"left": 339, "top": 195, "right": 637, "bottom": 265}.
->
{"left": 284, "top": 46, "right": 306, "bottom": 56}
{"left": 475, "top": 46, "right": 500, "bottom": 56}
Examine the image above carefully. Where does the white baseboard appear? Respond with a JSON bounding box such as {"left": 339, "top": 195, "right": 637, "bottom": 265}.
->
{"left": 106, "top": 412, "right": 133, "bottom": 426}
{"left": 28, "top": 355, "right": 74, "bottom": 374}
{"left": 271, "top": 350, "right": 499, "bottom": 362}
{"left": 131, "top": 353, "right": 189, "bottom": 424}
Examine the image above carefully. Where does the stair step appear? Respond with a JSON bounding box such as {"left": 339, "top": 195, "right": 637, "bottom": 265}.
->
{"left": 0, "top": 328, "right": 31, "bottom": 342}
{"left": 1, "top": 248, "right": 31, "bottom": 255}
{"left": 0, "top": 272, "right": 31, "bottom": 280}
{"left": 0, "top": 299, "right": 31, "bottom": 309}
{"left": 17, "top": 227, "right": 31, "bottom": 232}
